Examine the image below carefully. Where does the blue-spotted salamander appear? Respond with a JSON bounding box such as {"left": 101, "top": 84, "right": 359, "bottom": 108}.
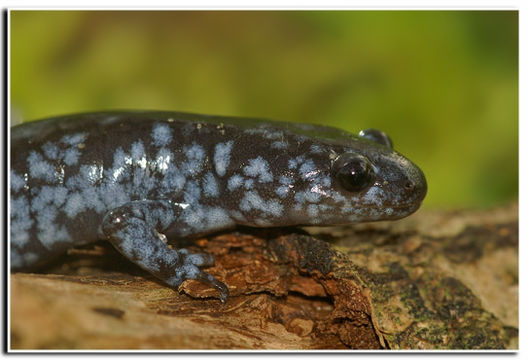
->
{"left": 10, "top": 111, "right": 427, "bottom": 302}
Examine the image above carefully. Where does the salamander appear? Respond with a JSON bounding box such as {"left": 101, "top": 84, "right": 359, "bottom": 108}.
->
{"left": 10, "top": 111, "right": 427, "bottom": 302}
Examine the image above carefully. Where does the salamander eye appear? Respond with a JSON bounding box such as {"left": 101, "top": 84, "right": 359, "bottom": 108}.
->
{"left": 358, "top": 129, "right": 393, "bottom": 149}
{"left": 331, "top": 153, "right": 374, "bottom": 192}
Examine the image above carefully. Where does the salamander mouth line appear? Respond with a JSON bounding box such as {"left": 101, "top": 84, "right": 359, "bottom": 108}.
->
{"left": 340, "top": 202, "right": 420, "bottom": 212}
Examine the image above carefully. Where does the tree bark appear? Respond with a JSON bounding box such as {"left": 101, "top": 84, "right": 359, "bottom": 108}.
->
{"left": 10, "top": 203, "right": 518, "bottom": 350}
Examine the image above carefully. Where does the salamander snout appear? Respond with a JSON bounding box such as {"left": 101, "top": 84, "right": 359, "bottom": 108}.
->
{"left": 403, "top": 163, "right": 427, "bottom": 203}
{"left": 390, "top": 158, "right": 428, "bottom": 217}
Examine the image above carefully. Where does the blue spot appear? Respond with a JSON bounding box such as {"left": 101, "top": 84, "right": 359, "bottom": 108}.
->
{"left": 53, "top": 186, "right": 68, "bottom": 206}
{"left": 10, "top": 195, "right": 32, "bottom": 246}
{"left": 38, "top": 225, "right": 71, "bottom": 250}
{"left": 182, "top": 205, "right": 206, "bottom": 229}
{"left": 130, "top": 141, "right": 146, "bottom": 161}
{"left": 42, "top": 142, "right": 59, "bottom": 160}
{"left": 243, "top": 157, "right": 273, "bottom": 183}
{"left": 155, "top": 148, "right": 172, "bottom": 172}
{"left": 31, "top": 185, "right": 57, "bottom": 212}
{"left": 299, "top": 160, "right": 317, "bottom": 177}
{"left": 244, "top": 179, "right": 254, "bottom": 190}
{"left": 227, "top": 175, "right": 244, "bottom": 191}
{"left": 80, "top": 164, "right": 103, "bottom": 185}
{"left": 164, "top": 164, "right": 186, "bottom": 192}
{"left": 82, "top": 187, "right": 106, "bottom": 213}
{"left": 63, "top": 147, "right": 81, "bottom": 166}
{"left": 61, "top": 133, "right": 86, "bottom": 146}
{"left": 182, "top": 143, "right": 205, "bottom": 176}
{"left": 239, "top": 191, "right": 283, "bottom": 217}
{"left": 203, "top": 172, "right": 219, "bottom": 197}
{"left": 213, "top": 141, "right": 234, "bottom": 177}
{"left": 27, "top": 151, "right": 56, "bottom": 182}
{"left": 184, "top": 181, "right": 201, "bottom": 204}
{"left": 10, "top": 171, "right": 25, "bottom": 191}
{"left": 310, "top": 144, "right": 324, "bottom": 154}
{"left": 271, "top": 141, "right": 288, "bottom": 149}
{"left": 279, "top": 175, "right": 294, "bottom": 185}
{"left": 206, "top": 207, "right": 232, "bottom": 228}
{"left": 265, "top": 131, "right": 282, "bottom": 140}
{"left": 64, "top": 192, "right": 85, "bottom": 218}
{"left": 288, "top": 155, "right": 305, "bottom": 170}
{"left": 151, "top": 123, "right": 173, "bottom": 147}
{"left": 275, "top": 186, "right": 290, "bottom": 198}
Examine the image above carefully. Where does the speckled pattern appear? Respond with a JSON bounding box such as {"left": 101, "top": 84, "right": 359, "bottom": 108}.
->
{"left": 10, "top": 111, "right": 427, "bottom": 301}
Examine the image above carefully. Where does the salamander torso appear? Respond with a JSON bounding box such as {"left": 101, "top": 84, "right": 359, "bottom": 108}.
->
{"left": 10, "top": 111, "right": 427, "bottom": 301}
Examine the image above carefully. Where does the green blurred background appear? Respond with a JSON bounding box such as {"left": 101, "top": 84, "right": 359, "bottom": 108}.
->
{"left": 10, "top": 10, "right": 518, "bottom": 209}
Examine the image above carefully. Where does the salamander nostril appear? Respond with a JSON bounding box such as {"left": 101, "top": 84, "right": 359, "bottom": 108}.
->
{"left": 405, "top": 181, "right": 414, "bottom": 190}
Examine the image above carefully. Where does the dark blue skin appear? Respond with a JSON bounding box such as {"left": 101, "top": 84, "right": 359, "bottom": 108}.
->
{"left": 10, "top": 111, "right": 427, "bottom": 302}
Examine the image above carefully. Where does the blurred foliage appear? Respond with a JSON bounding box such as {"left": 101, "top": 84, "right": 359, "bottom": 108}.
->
{"left": 10, "top": 11, "right": 518, "bottom": 209}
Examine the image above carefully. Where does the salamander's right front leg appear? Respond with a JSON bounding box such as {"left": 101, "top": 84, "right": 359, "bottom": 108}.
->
{"left": 101, "top": 200, "right": 229, "bottom": 302}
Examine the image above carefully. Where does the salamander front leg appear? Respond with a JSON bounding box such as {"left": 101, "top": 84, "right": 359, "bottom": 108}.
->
{"left": 101, "top": 200, "right": 229, "bottom": 302}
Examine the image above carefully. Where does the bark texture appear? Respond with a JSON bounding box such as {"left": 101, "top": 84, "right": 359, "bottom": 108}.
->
{"left": 10, "top": 203, "right": 518, "bottom": 350}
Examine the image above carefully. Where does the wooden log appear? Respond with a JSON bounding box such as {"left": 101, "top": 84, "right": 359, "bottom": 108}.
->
{"left": 10, "top": 203, "right": 518, "bottom": 350}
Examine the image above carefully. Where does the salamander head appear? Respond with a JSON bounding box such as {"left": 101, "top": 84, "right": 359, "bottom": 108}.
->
{"left": 281, "top": 128, "right": 427, "bottom": 225}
